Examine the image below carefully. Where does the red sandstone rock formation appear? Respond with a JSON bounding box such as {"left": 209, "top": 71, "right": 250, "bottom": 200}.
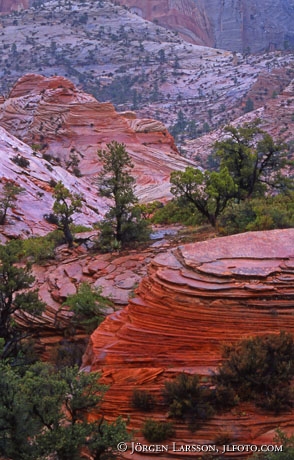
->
{"left": 0, "top": 74, "right": 193, "bottom": 206}
{"left": 82, "top": 229, "right": 294, "bottom": 457}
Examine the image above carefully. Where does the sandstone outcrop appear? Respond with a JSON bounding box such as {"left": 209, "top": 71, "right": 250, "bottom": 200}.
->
{"left": 0, "top": 73, "right": 193, "bottom": 207}
{"left": 0, "top": 0, "right": 28, "bottom": 13}
{"left": 15, "top": 226, "right": 184, "bottom": 359}
{"left": 83, "top": 229, "right": 294, "bottom": 456}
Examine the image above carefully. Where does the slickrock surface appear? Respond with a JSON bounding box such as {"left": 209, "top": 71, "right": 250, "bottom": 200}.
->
{"left": 82, "top": 229, "right": 294, "bottom": 457}
{"left": 0, "top": 73, "right": 193, "bottom": 205}
{"left": 15, "top": 227, "right": 183, "bottom": 358}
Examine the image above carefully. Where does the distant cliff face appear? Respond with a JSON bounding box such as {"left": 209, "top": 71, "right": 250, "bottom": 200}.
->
{"left": 117, "top": 0, "right": 294, "bottom": 52}
{"left": 0, "top": 0, "right": 28, "bottom": 13}
{"left": 1, "top": 0, "right": 293, "bottom": 52}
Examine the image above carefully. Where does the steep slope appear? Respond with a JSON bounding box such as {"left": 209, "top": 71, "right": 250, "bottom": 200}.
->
{"left": 184, "top": 78, "right": 294, "bottom": 161}
{"left": 117, "top": 0, "right": 294, "bottom": 53}
{"left": 0, "top": 73, "right": 195, "bottom": 239}
{"left": 0, "top": 0, "right": 293, "bottom": 149}
{"left": 0, "top": 123, "right": 101, "bottom": 241}
{"left": 82, "top": 229, "right": 294, "bottom": 456}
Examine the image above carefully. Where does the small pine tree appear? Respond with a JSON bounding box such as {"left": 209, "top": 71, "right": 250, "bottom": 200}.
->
{"left": 97, "top": 141, "right": 149, "bottom": 249}
{"left": 52, "top": 181, "right": 82, "bottom": 248}
{"left": 0, "top": 181, "right": 24, "bottom": 225}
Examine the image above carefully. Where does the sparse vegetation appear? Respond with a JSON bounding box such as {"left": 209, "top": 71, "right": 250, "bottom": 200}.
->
{"left": 131, "top": 389, "right": 156, "bottom": 412}
{"left": 63, "top": 282, "right": 112, "bottom": 334}
{"left": 0, "top": 181, "right": 24, "bottom": 225}
{"left": 142, "top": 419, "right": 175, "bottom": 442}
{"left": 97, "top": 141, "right": 150, "bottom": 250}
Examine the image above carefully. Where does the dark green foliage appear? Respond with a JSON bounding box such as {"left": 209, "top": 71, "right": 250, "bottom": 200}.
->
{"left": 52, "top": 181, "right": 83, "bottom": 248}
{"left": 64, "top": 282, "right": 112, "bottom": 334}
{"left": 12, "top": 155, "right": 30, "bottom": 168}
{"left": 213, "top": 119, "right": 289, "bottom": 201}
{"left": 0, "top": 362, "right": 130, "bottom": 460}
{"left": 214, "top": 332, "right": 294, "bottom": 414}
{"left": 163, "top": 373, "right": 214, "bottom": 430}
{"left": 142, "top": 419, "right": 175, "bottom": 442}
{"left": 254, "top": 430, "right": 294, "bottom": 459}
{"left": 131, "top": 389, "right": 156, "bottom": 412}
{"left": 97, "top": 141, "right": 150, "bottom": 249}
{"left": 0, "top": 240, "right": 45, "bottom": 359}
{"left": 0, "top": 181, "right": 24, "bottom": 225}
{"left": 170, "top": 166, "right": 236, "bottom": 227}
{"left": 151, "top": 199, "right": 205, "bottom": 226}
{"left": 218, "top": 192, "right": 294, "bottom": 235}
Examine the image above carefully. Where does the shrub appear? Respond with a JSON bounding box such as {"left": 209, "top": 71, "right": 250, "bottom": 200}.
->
{"left": 214, "top": 332, "right": 294, "bottom": 414}
{"left": 44, "top": 213, "right": 59, "bottom": 225}
{"left": 63, "top": 282, "right": 112, "bottom": 334}
{"left": 22, "top": 230, "right": 64, "bottom": 263}
{"left": 163, "top": 373, "right": 214, "bottom": 430}
{"left": 12, "top": 155, "right": 30, "bottom": 168}
{"left": 219, "top": 193, "right": 294, "bottom": 235}
{"left": 142, "top": 419, "right": 175, "bottom": 442}
{"left": 151, "top": 199, "right": 204, "bottom": 226}
{"left": 131, "top": 390, "right": 155, "bottom": 412}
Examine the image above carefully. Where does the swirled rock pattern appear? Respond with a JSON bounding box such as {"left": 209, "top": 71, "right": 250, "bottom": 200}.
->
{"left": 83, "top": 229, "right": 294, "bottom": 457}
{"left": 0, "top": 74, "right": 193, "bottom": 205}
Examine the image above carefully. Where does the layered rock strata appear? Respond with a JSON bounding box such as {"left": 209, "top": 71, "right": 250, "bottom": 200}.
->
{"left": 0, "top": 74, "right": 193, "bottom": 206}
{"left": 83, "top": 229, "right": 294, "bottom": 456}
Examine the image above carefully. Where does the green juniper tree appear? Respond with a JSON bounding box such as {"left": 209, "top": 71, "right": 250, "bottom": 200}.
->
{"left": 97, "top": 141, "right": 149, "bottom": 249}
{"left": 0, "top": 240, "right": 45, "bottom": 360}
{"left": 170, "top": 166, "right": 235, "bottom": 227}
{"left": 212, "top": 119, "right": 289, "bottom": 201}
{"left": 52, "top": 181, "right": 83, "bottom": 248}
{"left": 0, "top": 362, "right": 130, "bottom": 460}
{"left": 0, "top": 181, "right": 24, "bottom": 225}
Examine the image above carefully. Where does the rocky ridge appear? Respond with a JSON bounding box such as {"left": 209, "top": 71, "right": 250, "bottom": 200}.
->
{"left": 0, "top": 73, "right": 195, "bottom": 239}
{"left": 0, "top": 0, "right": 293, "bottom": 148}
{"left": 2, "top": 0, "right": 294, "bottom": 53}
{"left": 82, "top": 229, "right": 294, "bottom": 456}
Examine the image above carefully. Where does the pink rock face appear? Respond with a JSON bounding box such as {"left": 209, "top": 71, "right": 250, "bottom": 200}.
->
{"left": 0, "top": 0, "right": 28, "bottom": 13}
{"left": 0, "top": 74, "right": 193, "bottom": 207}
{"left": 116, "top": 0, "right": 214, "bottom": 46}
{"left": 82, "top": 229, "right": 294, "bottom": 456}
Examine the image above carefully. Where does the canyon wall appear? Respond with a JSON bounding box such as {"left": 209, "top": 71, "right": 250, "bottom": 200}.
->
{"left": 117, "top": 0, "right": 294, "bottom": 52}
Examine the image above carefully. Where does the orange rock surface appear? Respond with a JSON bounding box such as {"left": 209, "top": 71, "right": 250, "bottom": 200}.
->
{"left": 82, "top": 229, "right": 294, "bottom": 457}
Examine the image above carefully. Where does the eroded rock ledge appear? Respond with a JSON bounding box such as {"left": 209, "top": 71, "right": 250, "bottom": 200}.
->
{"left": 82, "top": 229, "right": 294, "bottom": 455}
